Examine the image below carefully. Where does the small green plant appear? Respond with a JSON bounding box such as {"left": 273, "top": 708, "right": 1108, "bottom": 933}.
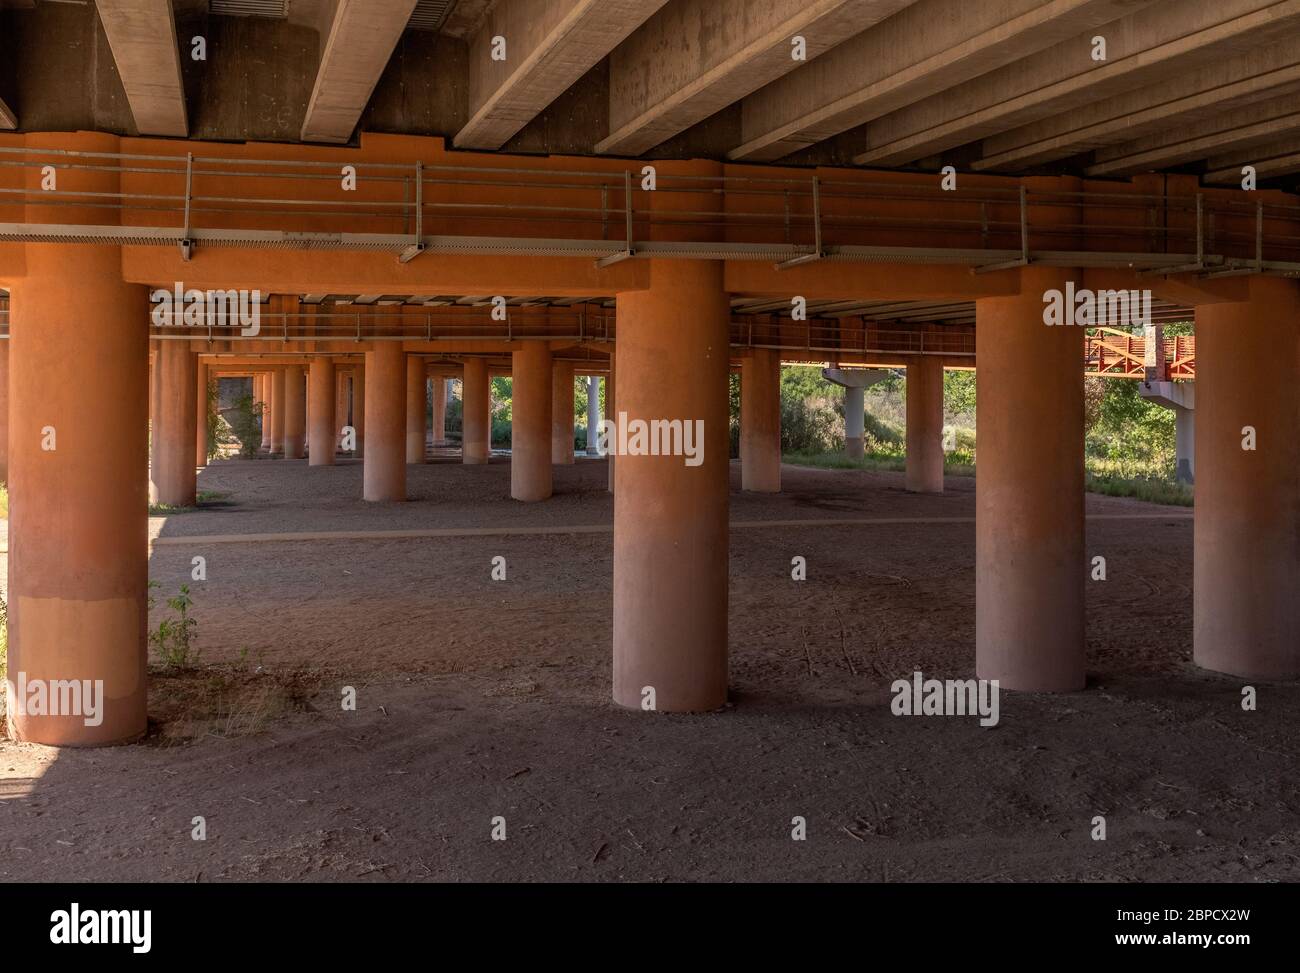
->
{"left": 148, "top": 581, "right": 200, "bottom": 669}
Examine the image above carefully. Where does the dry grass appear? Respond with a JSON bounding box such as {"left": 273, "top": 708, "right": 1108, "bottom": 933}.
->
{"left": 145, "top": 665, "right": 328, "bottom": 745}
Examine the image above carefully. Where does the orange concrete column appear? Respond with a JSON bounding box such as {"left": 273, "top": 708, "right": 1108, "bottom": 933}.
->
{"left": 462, "top": 358, "right": 490, "bottom": 464}
{"left": 606, "top": 358, "right": 615, "bottom": 493}
{"left": 150, "top": 340, "right": 198, "bottom": 507}
{"left": 196, "top": 361, "right": 209, "bottom": 469}
{"left": 740, "top": 347, "right": 781, "bottom": 492}
{"left": 352, "top": 364, "right": 365, "bottom": 457}
{"left": 975, "top": 267, "right": 1085, "bottom": 691}
{"left": 613, "top": 260, "right": 730, "bottom": 712}
{"left": 431, "top": 376, "right": 447, "bottom": 445}
{"left": 282, "top": 365, "right": 306, "bottom": 458}
{"left": 406, "top": 355, "right": 427, "bottom": 464}
{"left": 1194, "top": 278, "right": 1300, "bottom": 679}
{"left": 511, "top": 343, "right": 553, "bottom": 501}
{"left": 335, "top": 369, "right": 347, "bottom": 445}
{"left": 308, "top": 357, "right": 336, "bottom": 467}
{"left": 271, "top": 367, "right": 286, "bottom": 455}
{"left": 257, "top": 373, "right": 270, "bottom": 451}
{"left": 905, "top": 356, "right": 945, "bottom": 493}
{"left": 0, "top": 338, "right": 9, "bottom": 484}
{"left": 552, "top": 359, "right": 575, "bottom": 465}
{"left": 7, "top": 249, "right": 149, "bottom": 745}
{"left": 364, "top": 342, "right": 406, "bottom": 501}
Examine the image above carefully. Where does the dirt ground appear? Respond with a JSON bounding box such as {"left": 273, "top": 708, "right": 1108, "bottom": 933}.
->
{"left": 2, "top": 457, "right": 1296, "bottom": 882}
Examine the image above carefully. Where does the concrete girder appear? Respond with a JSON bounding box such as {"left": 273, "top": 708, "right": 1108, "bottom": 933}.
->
{"left": 94, "top": 0, "right": 188, "bottom": 137}
{"left": 0, "top": 97, "right": 15, "bottom": 130}
{"left": 598, "top": 0, "right": 913, "bottom": 158}
{"left": 1205, "top": 134, "right": 1300, "bottom": 182}
{"left": 854, "top": 0, "right": 1300, "bottom": 167}
{"left": 457, "top": 0, "right": 669, "bottom": 151}
{"left": 730, "top": 0, "right": 1151, "bottom": 162}
{"left": 1086, "top": 94, "right": 1300, "bottom": 177}
{"left": 300, "top": 0, "right": 419, "bottom": 144}
{"left": 974, "top": 34, "right": 1300, "bottom": 171}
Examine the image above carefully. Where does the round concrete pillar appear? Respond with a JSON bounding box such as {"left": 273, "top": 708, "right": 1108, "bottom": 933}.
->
{"left": 431, "top": 376, "right": 447, "bottom": 446}
{"left": 282, "top": 365, "right": 306, "bottom": 458}
{"left": 270, "top": 368, "right": 285, "bottom": 455}
{"left": 905, "top": 356, "right": 945, "bottom": 493}
{"left": 8, "top": 248, "right": 149, "bottom": 745}
{"left": 308, "top": 357, "right": 336, "bottom": 467}
{"left": 975, "top": 267, "right": 1085, "bottom": 692}
{"left": 0, "top": 338, "right": 10, "bottom": 484}
{"left": 1194, "top": 279, "right": 1300, "bottom": 679}
{"left": 352, "top": 365, "right": 365, "bottom": 457}
{"left": 844, "top": 386, "right": 865, "bottom": 459}
{"left": 741, "top": 347, "right": 781, "bottom": 492}
{"left": 606, "top": 359, "right": 616, "bottom": 493}
{"left": 363, "top": 343, "right": 406, "bottom": 501}
{"left": 511, "top": 343, "right": 553, "bottom": 501}
{"left": 257, "top": 373, "right": 270, "bottom": 451}
{"left": 586, "top": 374, "right": 601, "bottom": 456}
{"left": 406, "top": 356, "right": 427, "bottom": 465}
{"left": 151, "top": 340, "right": 198, "bottom": 507}
{"left": 613, "top": 260, "right": 730, "bottom": 712}
{"left": 552, "top": 359, "right": 575, "bottom": 465}
{"left": 196, "top": 362, "right": 209, "bottom": 469}
{"left": 462, "top": 358, "right": 490, "bottom": 464}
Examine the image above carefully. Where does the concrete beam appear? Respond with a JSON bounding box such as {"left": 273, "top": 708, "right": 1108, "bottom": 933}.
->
{"left": 855, "top": 0, "right": 1300, "bottom": 167}
{"left": 0, "top": 98, "right": 15, "bottom": 130}
{"left": 301, "top": 0, "right": 419, "bottom": 144}
{"left": 1206, "top": 134, "right": 1300, "bottom": 182}
{"left": 598, "top": 0, "right": 912, "bottom": 158}
{"left": 457, "top": 0, "right": 668, "bottom": 151}
{"left": 974, "top": 35, "right": 1300, "bottom": 170}
{"left": 1086, "top": 95, "right": 1300, "bottom": 176}
{"left": 730, "top": 0, "right": 1150, "bottom": 162}
{"left": 94, "top": 0, "right": 188, "bottom": 137}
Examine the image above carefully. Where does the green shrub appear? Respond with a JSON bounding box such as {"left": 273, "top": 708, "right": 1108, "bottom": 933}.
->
{"left": 148, "top": 582, "right": 200, "bottom": 669}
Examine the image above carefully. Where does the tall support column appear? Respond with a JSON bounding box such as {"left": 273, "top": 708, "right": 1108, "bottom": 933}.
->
{"left": 352, "top": 365, "right": 365, "bottom": 457}
{"left": 257, "top": 373, "right": 270, "bottom": 451}
{"left": 586, "top": 374, "right": 601, "bottom": 456}
{"left": 363, "top": 342, "right": 406, "bottom": 501}
{"left": 905, "top": 356, "right": 945, "bottom": 493}
{"left": 606, "top": 359, "right": 616, "bottom": 492}
{"left": 845, "top": 386, "right": 865, "bottom": 459}
{"left": 975, "top": 267, "right": 1085, "bottom": 692}
{"left": 552, "top": 359, "right": 575, "bottom": 465}
{"left": 613, "top": 261, "right": 729, "bottom": 712}
{"left": 431, "top": 376, "right": 447, "bottom": 446}
{"left": 0, "top": 338, "right": 9, "bottom": 483}
{"left": 406, "top": 356, "right": 427, "bottom": 464}
{"left": 740, "top": 347, "right": 781, "bottom": 492}
{"left": 462, "top": 358, "right": 490, "bottom": 464}
{"left": 8, "top": 249, "right": 149, "bottom": 744}
{"left": 511, "top": 342, "right": 552, "bottom": 501}
{"left": 270, "top": 368, "right": 285, "bottom": 455}
{"left": 195, "top": 361, "right": 209, "bottom": 469}
{"left": 151, "top": 340, "right": 198, "bottom": 507}
{"left": 282, "top": 364, "right": 306, "bottom": 458}
{"left": 1194, "top": 279, "right": 1300, "bottom": 679}
{"left": 308, "top": 357, "right": 336, "bottom": 467}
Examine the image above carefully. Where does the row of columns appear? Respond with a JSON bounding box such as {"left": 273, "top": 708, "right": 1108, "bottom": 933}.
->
{"left": 3, "top": 258, "right": 1297, "bottom": 747}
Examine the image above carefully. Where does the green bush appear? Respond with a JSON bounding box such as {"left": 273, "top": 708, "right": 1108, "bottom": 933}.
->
{"left": 148, "top": 581, "right": 200, "bottom": 669}
{"left": 226, "top": 393, "right": 265, "bottom": 458}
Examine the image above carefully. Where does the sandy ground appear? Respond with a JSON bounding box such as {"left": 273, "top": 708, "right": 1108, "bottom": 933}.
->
{"left": 2, "top": 457, "right": 1296, "bottom": 882}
